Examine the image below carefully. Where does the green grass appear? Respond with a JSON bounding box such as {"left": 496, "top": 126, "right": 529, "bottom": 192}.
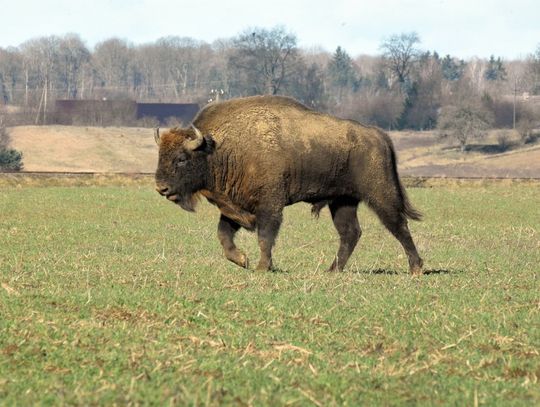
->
{"left": 1, "top": 180, "right": 539, "bottom": 405}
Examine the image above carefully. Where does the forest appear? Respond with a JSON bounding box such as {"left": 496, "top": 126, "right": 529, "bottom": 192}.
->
{"left": 0, "top": 27, "right": 539, "bottom": 137}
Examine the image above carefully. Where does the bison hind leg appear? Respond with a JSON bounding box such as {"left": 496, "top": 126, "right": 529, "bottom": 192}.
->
{"left": 369, "top": 201, "right": 423, "bottom": 275}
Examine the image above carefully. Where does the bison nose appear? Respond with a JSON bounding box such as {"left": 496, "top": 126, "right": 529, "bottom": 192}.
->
{"left": 156, "top": 186, "right": 169, "bottom": 196}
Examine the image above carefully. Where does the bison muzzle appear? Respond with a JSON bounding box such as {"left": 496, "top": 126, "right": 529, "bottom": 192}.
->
{"left": 154, "top": 95, "right": 423, "bottom": 274}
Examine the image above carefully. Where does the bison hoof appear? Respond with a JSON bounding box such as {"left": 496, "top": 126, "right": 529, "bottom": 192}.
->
{"left": 255, "top": 260, "right": 272, "bottom": 271}
{"left": 410, "top": 265, "right": 423, "bottom": 276}
{"left": 226, "top": 251, "right": 249, "bottom": 269}
{"left": 326, "top": 259, "right": 343, "bottom": 272}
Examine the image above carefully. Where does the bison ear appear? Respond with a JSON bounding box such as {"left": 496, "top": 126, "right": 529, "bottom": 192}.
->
{"left": 202, "top": 133, "right": 216, "bottom": 153}
{"left": 154, "top": 127, "right": 161, "bottom": 146}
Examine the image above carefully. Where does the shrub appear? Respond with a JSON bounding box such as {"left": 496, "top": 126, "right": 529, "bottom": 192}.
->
{"left": 516, "top": 106, "right": 539, "bottom": 144}
{"left": 0, "top": 149, "right": 23, "bottom": 171}
{"left": 495, "top": 129, "right": 519, "bottom": 151}
{"left": 0, "top": 118, "right": 24, "bottom": 171}
{"left": 482, "top": 94, "right": 514, "bottom": 128}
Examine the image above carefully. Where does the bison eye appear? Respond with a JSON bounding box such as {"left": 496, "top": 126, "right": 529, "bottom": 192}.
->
{"left": 175, "top": 153, "right": 188, "bottom": 168}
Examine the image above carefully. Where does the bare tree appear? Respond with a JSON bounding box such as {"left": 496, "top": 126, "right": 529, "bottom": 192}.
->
{"left": 152, "top": 36, "right": 211, "bottom": 102}
{"left": 158, "top": 37, "right": 194, "bottom": 99}
{"left": 92, "top": 38, "right": 133, "bottom": 97}
{"left": 229, "top": 26, "right": 300, "bottom": 95}
{"left": 207, "top": 39, "right": 237, "bottom": 99}
{"left": 340, "top": 87, "right": 405, "bottom": 129}
{"left": 132, "top": 44, "right": 158, "bottom": 100}
{"left": 0, "top": 48, "right": 23, "bottom": 104}
{"left": 380, "top": 32, "right": 421, "bottom": 87}
{"left": 20, "top": 36, "right": 62, "bottom": 123}
{"left": 463, "top": 57, "right": 488, "bottom": 94}
{"left": 437, "top": 101, "right": 494, "bottom": 151}
{"left": 526, "top": 43, "right": 540, "bottom": 94}
{"left": 57, "top": 34, "right": 90, "bottom": 99}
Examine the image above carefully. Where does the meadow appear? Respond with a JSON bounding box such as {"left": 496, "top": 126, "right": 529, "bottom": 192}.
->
{"left": 0, "top": 177, "right": 539, "bottom": 405}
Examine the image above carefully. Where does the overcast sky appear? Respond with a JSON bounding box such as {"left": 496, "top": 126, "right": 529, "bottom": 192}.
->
{"left": 1, "top": 0, "right": 538, "bottom": 59}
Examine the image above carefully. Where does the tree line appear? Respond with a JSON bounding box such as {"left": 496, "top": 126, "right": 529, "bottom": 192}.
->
{"left": 0, "top": 27, "right": 539, "bottom": 137}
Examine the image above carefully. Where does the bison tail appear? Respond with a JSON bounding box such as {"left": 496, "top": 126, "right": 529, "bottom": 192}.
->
{"left": 402, "top": 196, "right": 423, "bottom": 221}
{"left": 389, "top": 142, "right": 423, "bottom": 222}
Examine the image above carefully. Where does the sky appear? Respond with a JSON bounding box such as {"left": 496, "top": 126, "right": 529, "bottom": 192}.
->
{"left": 1, "top": 0, "right": 539, "bottom": 59}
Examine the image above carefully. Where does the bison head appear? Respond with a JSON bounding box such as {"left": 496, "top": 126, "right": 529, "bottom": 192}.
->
{"left": 154, "top": 126, "right": 214, "bottom": 212}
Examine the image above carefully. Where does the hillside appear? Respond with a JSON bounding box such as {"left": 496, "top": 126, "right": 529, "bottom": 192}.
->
{"left": 9, "top": 126, "right": 157, "bottom": 173}
{"left": 390, "top": 131, "right": 540, "bottom": 178}
{"left": 7, "top": 125, "right": 540, "bottom": 178}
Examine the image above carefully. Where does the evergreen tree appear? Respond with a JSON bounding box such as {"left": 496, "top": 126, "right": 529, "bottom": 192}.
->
{"left": 441, "top": 55, "right": 465, "bottom": 81}
{"left": 326, "top": 46, "right": 358, "bottom": 104}
{"left": 484, "top": 55, "right": 507, "bottom": 81}
{"left": 327, "top": 46, "right": 357, "bottom": 89}
{"left": 292, "top": 63, "right": 326, "bottom": 109}
{"left": 0, "top": 117, "right": 23, "bottom": 171}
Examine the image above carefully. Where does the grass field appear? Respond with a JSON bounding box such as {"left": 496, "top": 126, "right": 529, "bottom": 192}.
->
{"left": 1, "top": 179, "right": 539, "bottom": 405}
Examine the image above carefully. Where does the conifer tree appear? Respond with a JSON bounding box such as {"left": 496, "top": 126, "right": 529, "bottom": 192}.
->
{"left": 327, "top": 46, "right": 357, "bottom": 103}
{"left": 441, "top": 55, "right": 465, "bottom": 81}
{"left": 484, "top": 55, "right": 507, "bottom": 81}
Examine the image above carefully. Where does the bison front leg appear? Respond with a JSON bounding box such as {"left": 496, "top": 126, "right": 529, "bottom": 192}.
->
{"left": 217, "top": 215, "right": 249, "bottom": 268}
{"left": 255, "top": 211, "right": 283, "bottom": 271}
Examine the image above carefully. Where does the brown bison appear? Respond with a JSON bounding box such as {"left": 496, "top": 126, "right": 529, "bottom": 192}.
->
{"left": 155, "top": 95, "right": 423, "bottom": 274}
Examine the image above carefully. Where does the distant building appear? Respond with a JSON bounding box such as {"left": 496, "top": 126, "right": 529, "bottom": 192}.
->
{"left": 136, "top": 103, "right": 199, "bottom": 125}
{"left": 54, "top": 100, "right": 200, "bottom": 126}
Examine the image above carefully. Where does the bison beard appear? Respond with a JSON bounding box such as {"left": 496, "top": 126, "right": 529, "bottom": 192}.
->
{"left": 154, "top": 95, "right": 424, "bottom": 275}
{"left": 173, "top": 194, "right": 197, "bottom": 213}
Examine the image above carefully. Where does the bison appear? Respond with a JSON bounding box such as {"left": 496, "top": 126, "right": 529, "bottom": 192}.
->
{"left": 154, "top": 95, "right": 423, "bottom": 274}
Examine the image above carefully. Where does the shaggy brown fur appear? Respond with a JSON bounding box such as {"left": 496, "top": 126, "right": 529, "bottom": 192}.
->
{"left": 155, "top": 95, "right": 423, "bottom": 274}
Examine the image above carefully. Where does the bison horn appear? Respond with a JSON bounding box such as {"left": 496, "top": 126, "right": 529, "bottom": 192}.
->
{"left": 154, "top": 127, "right": 161, "bottom": 145}
{"left": 185, "top": 125, "right": 205, "bottom": 151}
